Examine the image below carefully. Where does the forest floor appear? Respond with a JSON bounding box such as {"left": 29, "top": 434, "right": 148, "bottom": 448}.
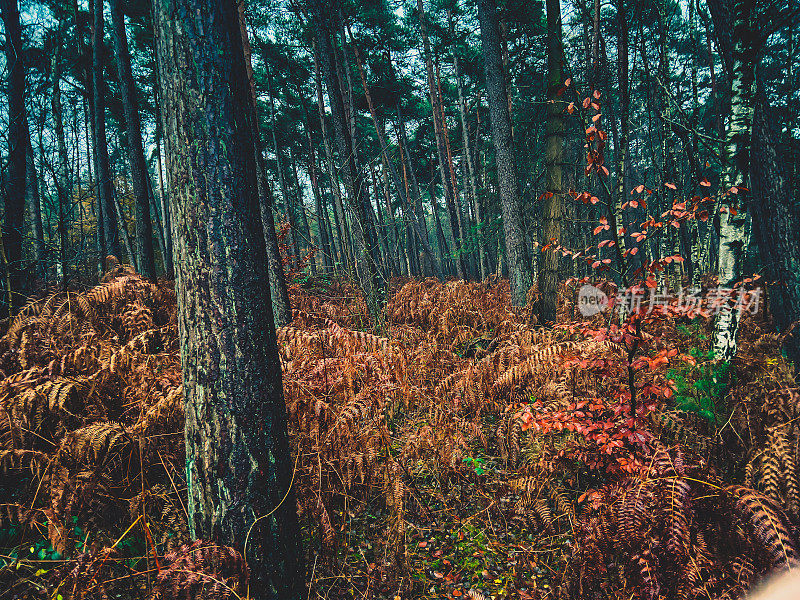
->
{"left": 0, "top": 267, "right": 798, "bottom": 599}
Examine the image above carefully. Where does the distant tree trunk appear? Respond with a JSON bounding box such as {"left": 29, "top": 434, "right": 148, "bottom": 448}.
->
{"left": 266, "top": 67, "right": 300, "bottom": 270}
{"left": 347, "top": 32, "right": 443, "bottom": 279}
{"left": 289, "top": 147, "right": 315, "bottom": 273}
{"left": 1, "top": 0, "right": 27, "bottom": 311}
{"left": 314, "top": 5, "right": 384, "bottom": 323}
{"left": 110, "top": 0, "right": 157, "bottom": 280}
{"left": 478, "top": 0, "right": 533, "bottom": 306}
{"left": 51, "top": 20, "right": 70, "bottom": 285}
{"left": 237, "top": 3, "right": 292, "bottom": 326}
{"left": 540, "top": 0, "right": 565, "bottom": 326}
{"left": 418, "top": 0, "right": 466, "bottom": 280}
{"left": 304, "top": 120, "right": 333, "bottom": 271}
{"left": 153, "top": 49, "right": 174, "bottom": 278}
{"left": 25, "top": 128, "right": 46, "bottom": 278}
{"left": 615, "top": 0, "right": 630, "bottom": 265}
{"left": 153, "top": 1, "right": 304, "bottom": 597}
{"left": 449, "top": 10, "right": 487, "bottom": 281}
{"left": 708, "top": 0, "right": 758, "bottom": 362}
{"left": 313, "top": 40, "right": 352, "bottom": 270}
{"left": 91, "top": 0, "right": 122, "bottom": 263}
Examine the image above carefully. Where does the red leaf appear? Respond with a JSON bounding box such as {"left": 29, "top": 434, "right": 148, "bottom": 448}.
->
{"left": 564, "top": 77, "right": 572, "bottom": 87}
{"left": 700, "top": 178, "right": 711, "bottom": 187}
{"left": 665, "top": 182, "right": 677, "bottom": 190}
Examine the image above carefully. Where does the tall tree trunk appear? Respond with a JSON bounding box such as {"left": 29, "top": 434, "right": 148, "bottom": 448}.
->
{"left": 25, "top": 127, "right": 46, "bottom": 278}
{"left": 1, "top": 0, "right": 27, "bottom": 311}
{"left": 304, "top": 120, "right": 334, "bottom": 271}
{"left": 540, "top": 0, "right": 565, "bottom": 326}
{"left": 615, "top": 0, "right": 630, "bottom": 267}
{"left": 417, "top": 0, "right": 466, "bottom": 280}
{"left": 478, "top": 0, "right": 533, "bottom": 306}
{"left": 51, "top": 19, "right": 70, "bottom": 285}
{"left": 708, "top": 0, "right": 758, "bottom": 362}
{"left": 347, "top": 30, "right": 443, "bottom": 279}
{"left": 153, "top": 1, "right": 303, "bottom": 596}
{"left": 110, "top": 0, "right": 157, "bottom": 280}
{"left": 313, "top": 40, "right": 352, "bottom": 270}
{"left": 266, "top": 67, "right": 300, "bottom": 269}
{"left": 751, "top": 84, "right": 800, "bottom": 373}
{"left": 91, "top": 0, "right": 122, "bottom": 263}
{"left": 153, "top": 42, "right": 174, "bottom": 278}
{"left": 289, "top": 147, "right": 315, "bottom": 273}
{"left": 314, "top": 4, "right": 384, "bottom": 323}
{"left": 449, "top": 10, "right": 487, "bottom": 280}
{"left": 237, "top": 3, "right": 292, "bottom": 326}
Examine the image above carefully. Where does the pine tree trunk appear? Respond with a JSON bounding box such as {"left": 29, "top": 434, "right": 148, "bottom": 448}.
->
{"left": 25, "top": 128, "right": 46, "bottom": 279}
{"left": 153, "top": 44, "right": 174, "bottom": 279}
{"left": 418, "top": 0, "right": 466, "bottom": 280}
{"left": 313, "top": 40, "right": 352, "bottom": 270}
{"left": 266, "top": 68, "right": 300, "bottom": 269}
{"left": 450, "top": 11, "right": 487, "bottom": 281}
{"left": 540, "top": 0, "right": 565, "bottom": 326}
{"left": 1, "top": 0, "right": 27, "bottom": 311}
{"left": 238, "top": 4, "right": 292, "bottom": 326}
{"left": 51, "top": 20, "right": 70, "bottom": 285}
{"left": 290, "top": 147, "right": 315, "bottom": 274}
{"left": 478, "top": 0, "right": 533, "bottom": 306}
{"left": 110, "top": 0, "right": 157, "bottom": 280}
{"left": 314, "top": 4, "right": 384, "bottom": 323}
{"left": 615, "top": 0, "right": 630, "bottom": 267}
{"left": 751, "top": 86, "right": 800, "bottom": 372}
{"left": 153, "top": 1, "right": 304, "bottom": 596}
{"left": 91, "top": 0, "right": 122, "bottom": 263}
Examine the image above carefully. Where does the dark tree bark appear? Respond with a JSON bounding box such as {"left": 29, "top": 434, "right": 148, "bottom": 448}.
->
{"left": 478, "top": 0, "right": 533, "bottom": 306}
{"left": 313, "top": 0, "right": 384, "bottom": 323}
{"left": 110, "top": 0, "right": 157, "bottom": 280}
{"left": 1, "top": 0, "right": 27, "bottom": 311}
{"left": 237, "top": 6, "right": 293, "bottom": 326}
{"left": 750, "top": 79, "right": 800, "bottom": 372}
{"left": 153, "top": 0, "right": 304, "bottom": 597}
{"left": 91, "top": 0, "right": 122, "bottom": 263}
{"left": 540, "top": 0, "right": 565, "bottom": 326}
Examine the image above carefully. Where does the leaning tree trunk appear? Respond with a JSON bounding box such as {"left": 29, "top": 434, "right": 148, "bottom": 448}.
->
{"left": 478, "top": 0, "right": 533, "bottom": 307}
{"left": 314, "top": 2, "right": 384, "bottom": 324}
{"left": 110, "top": 0, "right": 157, "bottom": 280}
{"left": 708, "top": 0, "right": 759, "bottom": 362}
{"left": 236, "top": 3, "right": 293, "bottom": 326}
{"left": 92, "top": 0, "right": 122, "bottom": 263}
{"left": 540, "top": 0, "right": 565, "bottom": 326}
{"left": 1, "top": 0, "right": 27, "bottom": 312}
{"left": 153, "top": 1, "right": 304, "bottom": 597}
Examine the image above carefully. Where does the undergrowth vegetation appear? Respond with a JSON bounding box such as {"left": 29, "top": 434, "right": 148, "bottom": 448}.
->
{"left": 1, "top": 269, "right": 798, "bottom": 599}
